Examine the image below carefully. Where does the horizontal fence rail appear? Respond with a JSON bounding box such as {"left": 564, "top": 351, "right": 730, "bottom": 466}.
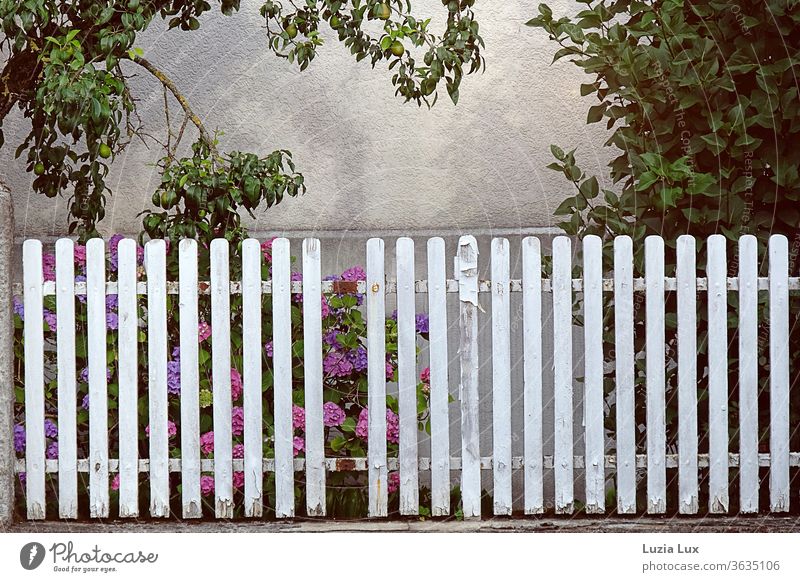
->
{"left": 9, "top": 234, "right": 800, "bottom": 520}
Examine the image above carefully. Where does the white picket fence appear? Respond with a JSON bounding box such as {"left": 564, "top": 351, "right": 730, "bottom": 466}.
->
{"left": 14, "top": 234, "right": 799, "bottom": 520}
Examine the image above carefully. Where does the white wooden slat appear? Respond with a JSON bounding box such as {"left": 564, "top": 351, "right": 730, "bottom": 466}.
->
{"left": 677, "top": 235, "right": 698, "bottom": 514}
{"left": 302, "top": 238, "right": 325, "bottom": 517}
{"left": 706, "top": 234, "right": 729, "bottom": 513}
{"left": 645, "top": 235, "right": 666, "bottom": 514}
{"left": 522, "top": 236, "right": 544, "bottom": 514}
{"left": 272, "top": 238, "right": 294, "bottom": 518}
{"left": 242, "top": 239, "right": 264, "bottom": 517}
{"left": 583, "top": 235, "right": 604, "bottom": 514}
{"left": 23, "top": 239, "right": 45, "bottom": 519}
{"left": 179, "top": 239, "right": 201, "bottom": 518}
{"left": 457, "top": 235, "right": 481, "bottom": 518}
{"left": 552, "top": 236, "right": 574, "bottom": 514}
{"left": 145, "top": 240, "right": 169, "bottom": 517}
{"left": 210, "top": 239, "right": 233, "bottom": 518}
{"left": 738, "top": 235, "right": 759, "bottom": 513}
{"left": 367, "top": 238, "right": 388, "bottom": 517}
{"left": 117, "top": 239, "right": 139, "bottom": 518}
{"left": 396, "top": 237, "right": 419, "bottom": 515}
{"left": 490, "top": 238, "right": 512, "bottom": 515}
{"left": 87, "top": 238, "right": 109, "bottom": 518}
{"left": 426, "top": 237, "right": 450, "bottom": 516}
{"left": 614, "top": 236, "right": 636, "bottom": 514}
{"left": 769, "top": 234, "right": 789, "bottom": 512}
{"left": 55, "top": 239, "right": 77, "bottom": 519}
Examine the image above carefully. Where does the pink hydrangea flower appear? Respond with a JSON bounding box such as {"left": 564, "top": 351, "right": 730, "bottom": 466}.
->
{"left": 233, "top": 443, "right": 244, "bottom": 459}
{"left": 388, "top": 471, "right": 400, "bottom": 494}
{"left": 293, "top": 436, "right": 305, "bottom": 457}
{"left": 42, "top": 253, "right": 56, "bottom": 282}
{"left": 261, "top": 237, "right": 277, "bottom": 262}
{"left": 420, "top": 367, "right": 430, "bottom": 383}
{"left": 73, "top": 245, "right": 87, "bottom": 268}
{"left": 321, "top": 296, "right": 330, "bottom": 318}
{"left": 200, "top": 431, "right": 214, "bottom": 455}
{"left": 233, "top": 471, "right": 245, "bottom": 490}
{"left": 111, "top": 474, "right": 120, "bottom": 491}
{"left": 232, "top": 407, "right": 244, "bottom": 436}
{"left": 292, "top": 404, "right": 305, "bottom": 431}
{"left": 200, "top": 476, "right": 214, "bottom": 496}
{"left": 356, "top": 407, "right": 400, "bottom": 443}
{"left": 231, "top": 368, "right": 243, "bottom": 401}
{"left": 145, "top": 420, "right": 177, "bottom": 438}
{"left": 322, "top": 402, "right": 345, "bottom": 427}
{"left": 198, "top": 320, "right": 211, "bottom": 342}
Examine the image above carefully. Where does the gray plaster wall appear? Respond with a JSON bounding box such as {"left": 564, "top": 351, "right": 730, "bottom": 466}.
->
{"left": 1, "top": 0, "right": 611, "bottom": 238}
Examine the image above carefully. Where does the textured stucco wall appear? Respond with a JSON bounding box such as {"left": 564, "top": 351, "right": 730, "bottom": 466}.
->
{"left": 1, "top": 0, "right": 610, "bottom": 238}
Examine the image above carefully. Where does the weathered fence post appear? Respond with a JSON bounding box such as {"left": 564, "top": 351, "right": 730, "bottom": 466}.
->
{"left": 0, "top": 184, "right": 15, "bottom": 526}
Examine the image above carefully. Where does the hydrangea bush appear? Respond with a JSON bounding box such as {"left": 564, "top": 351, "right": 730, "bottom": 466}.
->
{"left": 12, "top": 236, "right": 438, "bottom": 518}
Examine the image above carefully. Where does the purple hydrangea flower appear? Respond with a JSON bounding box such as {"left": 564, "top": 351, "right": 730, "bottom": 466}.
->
{"left": 81, "top": 394, "right": 90, "bottom": 411}
{"left": 341, "top": 265, "right": 366, "bottom": 282}
{"left": 109, "top": 234, "right": 125, "bottom": 271}
{"left": 42, "top": 253, "right": 56, "bottom": 282}
{"left": 44, "top": 419, "right": 58, "bottom": 438}
{"left": 75, "top": 274, "right": 87, "bottom": 304}
{"left": 79, "top": 367, "right": 112, "bottom": 384}
{"left": 348, "top": 347, "right": 368, "bottom": 372}
{"left": 415, "top": 313, "right": 430, "bottom": 334}
{"left": 167, "top": 360, "right": 181, "bottom": 395}
{"left": 323, "top": 351, "right": 353, "bottom": 377}
{"left": 106, "top": 311, "right": 119, "bottom": 330}
{"left": 264, "top": 341, "right": 273, "bottom": 358}
{"left": 323, "top": 330, "right": 340, "bottom": 348}
{"left": 43, "top": 309, "right": 57, "bottom": 332}
{"left": 105, "top": 294, "right": 118, "bottom": 310}
{"left": 322, "top": 402, "right": 345, "bottom": 427}
{"left": 13, "top": 424, "right": 25, "bottom": 453}
{"left": 46, "top": 441, "right": 59, "bottom": 460}
{"left": 356, "top": 407, "right": 400, "bottom": 443}
{"left": 12, "top": 296, "right": 24, "bottom": 320}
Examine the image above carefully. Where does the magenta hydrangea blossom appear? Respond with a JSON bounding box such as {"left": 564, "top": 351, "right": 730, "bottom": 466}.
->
{"left": 42, "top": 253, "right": 56, "bottom": 282}
{"left": 341, "top": 265, "right": 366, "bottom": 281}
{"left": 111, "top": 474, "right": 120, "bottom": 491}
{"left": 73, "top": 244, "right": 87, "bottom": 269}
{"left": 233, "top": 471, "right": 245, "bottom": 490}
{"left": 230, "top": 368, "right": 243, "bottom": 401}
{"left": 264, "top": 341, "right": 273, "bottom": 358}
{"left": 322, "top": 402, "right": 346, "bottom": 427}
{"left": 200, "top": 431, "right": 214, "bottom": 455}
{"left": 293, "top": 436, "right": 305, "bottom": 457}
{"left": 385, "top": 361, "right": 394, "bottom": 380}
{"left": 292, "top": 404, "right": 305, "bottom": 430}
{"left": 232, "top": 407, "right": 244, "bottom": 436}
{"left": 233, "top": 444, "right": 244, "bottom": 459}
{"left": 261, "top": 237, "right": 276, "bottom": 262}
{"left": 198, "top": 320, "right": 212, "bottom": 342}
{"left": 388, "top": 471, "right": 400, "bottom": 494}
{"left": 420, "top": 367, "right": 431, "bottom": 383}
{"left": 200, "top": 476, "right": 215, "bottom": 496}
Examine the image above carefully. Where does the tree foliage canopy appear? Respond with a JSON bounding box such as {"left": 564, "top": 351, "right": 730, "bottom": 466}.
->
{"left": 1, "top": 0, "right": 484, "bottom": 238}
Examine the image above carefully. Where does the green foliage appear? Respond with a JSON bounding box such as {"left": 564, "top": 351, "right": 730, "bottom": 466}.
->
{"left": 528, "top": 1, "right": 800, "bottom": 453}
{"left": 1, "top": 0, "right": 485, "bottom": 238}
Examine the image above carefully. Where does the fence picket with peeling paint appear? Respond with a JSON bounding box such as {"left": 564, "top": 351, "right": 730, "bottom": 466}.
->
{"left": 13, "top": 234, "right": 800, "bottom": 522}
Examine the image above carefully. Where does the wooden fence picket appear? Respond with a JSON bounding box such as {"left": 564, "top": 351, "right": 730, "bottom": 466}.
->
{"left": 242, "top": 239, "right": 264, "bottom": 517}
{"left": 582, "top": 235, "right": 604, "bottom": 514}
{"left": 366, "top": 238, "right": 388, "bottom": 517}
{"left": 145, "top": 240, "right": 169, "bottom": 517}
{"left": 117, "top": 239, "right": 139, "bottom": 518}
{"left": 491, "top": 238, "right": 512, "bottom": 516}
{"left": 22, "top": 240, "right": 45, "bottom": 520}
{"left": 55, "top": 239, "right": 77, "bottom": 519}
{"left": 179, "top": 239, "right": 201, "bottom": 518}
{"left": 769, "top": 235, "right": 789, "bottom": 512}
{"left": 522, "top": 236, "right": 544, "bottom": 515}
{"left": 738, "top": 235, "right": 759, "bottom": 513}
{"left": 706, "top": 235, "right": 729, "bottom": 513}
{"left": 210, "top": 239, "right": 233, "bottom": 518}
{"left": 396, "top": 237, "right": 419, "bottom": 515}
{"left": 645, "top": 235, "right": 666, "bottom": 514}
{"left": 552, "top": 236, "right": 573, "bottom": 514}
{"left": 302, "top": 238, "right": 325, "bottom": 517}
{"left": 677, "top": 235, "right": 698, "bottom": 514}
{"left": 426, "top": 237, "right": 450, "bottom": 516}
{"left": 272, "top": 238, "right": 294, "bottom": 518}
{"left": 613, "top": 236, "right": 636, "bottom": 514}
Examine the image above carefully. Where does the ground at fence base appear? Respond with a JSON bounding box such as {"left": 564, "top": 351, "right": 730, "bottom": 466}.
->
{"left": 3, "top": 516, "right": 799, "bottom": 534}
